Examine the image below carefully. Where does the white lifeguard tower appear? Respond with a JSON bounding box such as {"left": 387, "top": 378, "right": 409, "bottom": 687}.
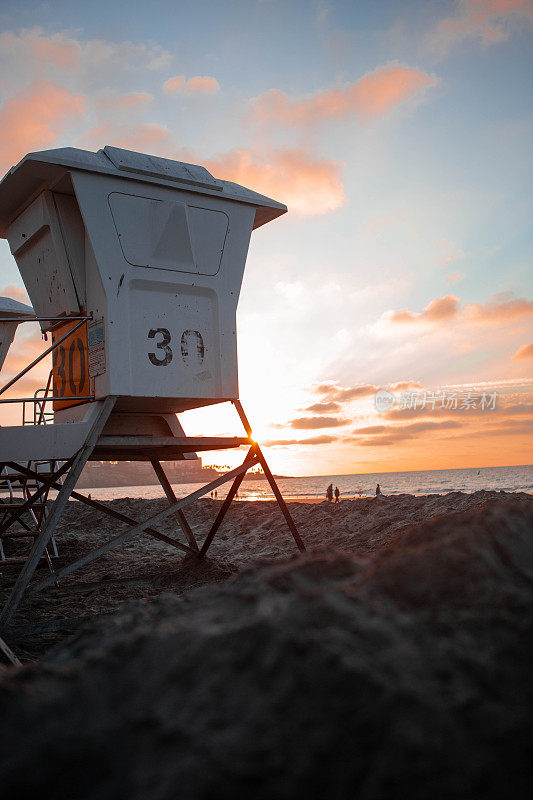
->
{"left": 0, "top": 146, "right": 304, "bottom": 628}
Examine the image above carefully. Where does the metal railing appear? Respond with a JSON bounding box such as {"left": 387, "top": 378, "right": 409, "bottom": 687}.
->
{"left": 0, "top": 314, "right": 95, "bottom": 424}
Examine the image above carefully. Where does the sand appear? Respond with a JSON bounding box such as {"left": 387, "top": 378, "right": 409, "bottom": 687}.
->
{"left": 1, "top": 490, "right": 532, "bottom": 798}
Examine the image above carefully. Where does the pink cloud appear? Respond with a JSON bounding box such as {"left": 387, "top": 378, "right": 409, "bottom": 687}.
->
{"left": 26, "top": 35, "right": 80, "bottom": 68}
{"left": 512, "top": 343, "right": 533, "bottom": 360}
{"left": 200, "top": 148, "right": 346, "bottom": 215}
{"left": 387, "top": 295, "right": 460, "bottom": 324}
{"left": 163, "top": 75, "right": 220, "bottom": 94}
{"left": 0, "top": 81, "right": 86, "bottom": 173}
{"left": 446, "top": 271, "right": 464, "bottom": 284}
{"left": 83, "top": 122, "right": 172, "bottom": 153}
{"left": 252, "top": 63, "right": 436, "bottom": 127}
{"left": 428, "top": 0, "right": 533, "bottom": 53}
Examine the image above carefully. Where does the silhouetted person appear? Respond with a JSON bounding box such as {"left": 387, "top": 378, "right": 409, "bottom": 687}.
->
{"left": 334, "top": 486, "right": 340, "bottom": 503}
{"left": 326, "top": 483, "right": 333, "bottom": 502}
{"left": 214, "top": 490, "right": 218, "bottom": 499}
{"left": 375, "top": 483, "right": 381, "bottom": 496}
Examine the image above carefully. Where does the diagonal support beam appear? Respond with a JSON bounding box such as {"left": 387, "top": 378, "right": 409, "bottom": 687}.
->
{"left": 5, "top": 462, "right": 195, "bottom": 556}
{"left": 0, "top": 459, "right": 74, "bottom": 534}
{"left": 233, "top": 400, "right": 305, "bottom": 553}
{"left": 199, "top": 446, "right": 255, "bottom": 558}
{"left": 150, "top": 459, "right": 199, "bottom": 552}
{"left": 0, "top": 397, "right": 116, "bottom": 626}
{"left": 29, "top": 454, "right": 259, "bottom": 594}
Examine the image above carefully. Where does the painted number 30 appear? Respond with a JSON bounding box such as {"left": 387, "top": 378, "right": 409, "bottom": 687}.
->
{"left": 148, "top": 328, "right": 205, "bottom": 367}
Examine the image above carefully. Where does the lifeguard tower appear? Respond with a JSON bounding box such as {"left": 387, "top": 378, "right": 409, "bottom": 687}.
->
{"left": 0, "top": 146, "right": 304, "bottom": 627}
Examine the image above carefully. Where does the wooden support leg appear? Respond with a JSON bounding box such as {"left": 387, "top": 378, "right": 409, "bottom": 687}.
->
{"left": 199, "top": 446, "right": 255, "bottom": 558}
{"left": 150, "top": 459, "right": 199, "bottom": 552}
{"left": 29, "top": 454, "right": 259, "bottom": 594}
{"left": 0, "top": 459, "right": 73, "bottom": 534}
{"left": 233, "top": 400, "right": 305, "bottom": 553}
{"left": 0, "top": 397, "right": 116, "bottom": 627}
{"left": 4, "top": 463, "right": 196, "bottom": 557}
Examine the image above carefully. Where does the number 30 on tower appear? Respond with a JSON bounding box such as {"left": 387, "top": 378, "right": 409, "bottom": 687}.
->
{"left": 52, "top": 321, "right": 89, "bottom": 410}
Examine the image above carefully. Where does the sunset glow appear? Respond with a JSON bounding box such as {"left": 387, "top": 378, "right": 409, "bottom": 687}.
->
{"left": 0, "top": 0, "right": 531, "bottom": 475}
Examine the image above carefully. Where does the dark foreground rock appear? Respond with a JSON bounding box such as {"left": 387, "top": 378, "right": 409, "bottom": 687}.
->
{"left": 1, "top": 494, "right": 533, "bottom": 799}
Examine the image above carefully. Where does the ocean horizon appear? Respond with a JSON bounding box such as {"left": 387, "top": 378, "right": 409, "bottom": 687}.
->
{"left": 76, "top": 463, "right": 533, "bottom": 503}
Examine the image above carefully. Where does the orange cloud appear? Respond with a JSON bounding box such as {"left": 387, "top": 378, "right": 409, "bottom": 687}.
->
{"left": 388, "top": 295, "right": 460, "bottom": 324}
{"left": 512, "top": 343, "right": 533, "bottom": 360}
{"left": 289, "top": 416, "right": 350, "bottom": 429}
{"left": 163, "top": 75, "right": 220, "bottom": 94}
{"left": 313, "top": 381, "right": 423, "bottom": 402}
{"left": 386, "top": 293, "right": 533, "bottom": 326}
{"left": 201, "top": 148, "right": 346, "bottom": 215}
{"left": 465, "top": 296, "right": 533, "bottom": 323}
{"left": 428, "top": 0, "right": 533, "bottom": 53}
{"left": 0, "top": 284, "right": 31, "bottom": 304}
{"left": 0, "top": 81, "right": 86, "bottom": 173}
{"left": 264, "top": 435, "right": 337, "bottom": 446}
{"left": 303, "top": 401, "right": 342, "bottom": 413}
{"left": 252, "top": 63, "right": 436, "bottom": 126}
{"left": 1, "top": 334, "right": 51, "bottom": 380}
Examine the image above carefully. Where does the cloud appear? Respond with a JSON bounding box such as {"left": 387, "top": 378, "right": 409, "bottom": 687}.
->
{"left": 446, "top": 271, "right": 464, "bottom": 284}
{"left": 314, "top": 382, "right": 379, "bottom": 401}
{"left": 0, "top": 29, "right": 172, "bottom": 95}
{"left": 354, "top": 420, "right": 463, "bottom": 435}
{"left": 386, "top": 293, "right": 533, "bottom": 326}
{"left": 503, "top": 402, "right": 533, "bottom": 414}
{"left": 26, "top": 33, "right": 80, "bottom": 68}
{"left": 264, "top": 435, "right": 337, "bottom": 446}
{"left": 427, "top": 0, "right": 533, "bottom": 55}
{"left": 303, "top": 401, "right": 342, "bottom": 413}
{"left": 0, "top": 81, "right": 86, "bottom": 171}
{"left": 94, "top": 92, "right": 152, "bottom": 110}
{"left": 350, "top": 419, "right": 464, "bottom": 446}
{"left": 465, "top": 295, "right": 533, "bottom": 323}
{"left": 0, "top": 284, "right": 31, "bottom": 304}
{"left": 313, "top": 380, "right": 423, "bottom": 402}
{"left": 289, "top": 416, "right": 350, "bottom": 429}
{"left": 83, "top": 122, "right": 172, "bottom": 153}
{"left": 200, "top": 147, "right": 346, "bottom": 215}
{"left": 252, "top": 63, "right": 436, "bottom": 127}
{"left": 512, "top": 343, "right": 533, "bottom": 360}
{"left": 163, "top": 75, "right": 220, "bottom": 94}
{"left": 387, "top": 294, "right": 460, "bottom": 324}
{"left": 383, "top": 397, "right": 530, "bottom": 421}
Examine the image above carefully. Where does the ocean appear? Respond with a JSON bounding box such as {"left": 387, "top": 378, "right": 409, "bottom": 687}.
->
{"left": 83, "top": 464, "right": 532, "bottom": 503}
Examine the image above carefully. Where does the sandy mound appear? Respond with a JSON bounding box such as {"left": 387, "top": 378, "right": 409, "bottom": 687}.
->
{"left": 1, "top": 493, "right": 532, "bottom": 799}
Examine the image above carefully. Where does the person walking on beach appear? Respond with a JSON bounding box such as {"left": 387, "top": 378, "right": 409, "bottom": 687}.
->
{"left": 326, "top": 484, "right": 333, "bottom": 502}
{"left": 375, "top": 483, "right": 381, "bottom": 496}
{"left": 334, "top": 486, "right": 340, "bottom": 503}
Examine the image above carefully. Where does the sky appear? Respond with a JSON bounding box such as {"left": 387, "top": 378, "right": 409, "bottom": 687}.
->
{"left": 0, "top": 0, "right": 531, "bottom": 475}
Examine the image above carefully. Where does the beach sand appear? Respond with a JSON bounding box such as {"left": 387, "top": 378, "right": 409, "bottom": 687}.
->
{"left": 1, "top": 490, "right": 532, "bottom": 798}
